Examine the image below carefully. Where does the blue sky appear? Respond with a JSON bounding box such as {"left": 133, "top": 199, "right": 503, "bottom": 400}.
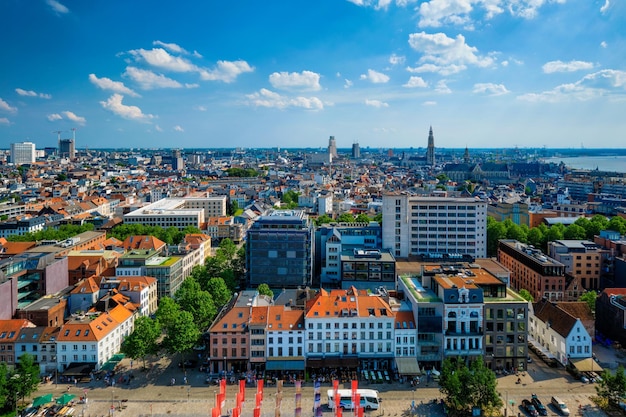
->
{"left": 1, "top": 0, "right": 624, "bottom": 150}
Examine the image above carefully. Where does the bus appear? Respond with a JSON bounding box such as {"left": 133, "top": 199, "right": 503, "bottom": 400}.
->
{"left": 327, "top": 389, "right": 380, "bottom": 410}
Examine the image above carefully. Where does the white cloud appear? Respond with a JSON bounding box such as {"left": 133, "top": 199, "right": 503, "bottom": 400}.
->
{"left": 0, "top": 98, "right": 17, "bottom": 113}
{"left": 46, "top": 0, "right": 69, "bottom": 14}
{"left": 418, "top": 0, "right": 476, "bottom": 28}
{"left": 473, "top": 82, "right": 509, "bottom": 95}
{"left": 153, "top": 41, "right": 188, "bottom": 55}
{"left": 408, "top": 32, "right": 494, "bottom": 73}
{"left": 422, "top": 101, "right": 438, "bottom": 106}
{"left": 200, "top": 60, "right": 254, "bottom": 83}
{"left": 435, "top": 80, "right": 452, "bottom": 94}
{"left": 173, "top": 125, "right": 184, "bottom": 132}
{"left": 46, "top": 111, "right": 86, "bottom": 124}
{"left": 100, "top": 94, "right": 156, "bottom": 122}
{"left": 124, "top": 67, "right": 183, "bottom": 90}
{"left": 518, "top": 69, "right": 626, "bottom": 102}
{"left": 62, "top": 111, "right": 86, "bottom": 125}
{"left": 155, "top": 125, "right": 163, "bottom": 132}
{"left": 344, "top": 79, "right": 353, "bottom": 89}
{"left": 360, "top": 69, "right": 390, "bottom": 83}
{"left": 129, "top": 48, "right": 199, "bottom": 73}
{"left": 269, "top": 71, "right": 321, "bottom": 91}
{"left": 403, "top": 76, "right": 428, "bottom": 88}
{"left": 600, "top": 0, "right": 610, "bottom": 13}
{"left": 389, "top": 54, "right": 406, "bottom": 65}
{"left": 542, "top": 60, "right": 595, "bottom": 73}
{"left": 15, "top": 88, "right": 51, "bottom": 99}
{"left": 601, "top": 41, "right": 608, "bottom": 48}
{"left": 245, "top": 89, "right": 324, "bottom": 110}
{"left": 0, "top": 117, "right": 9, "bottom": 125}
{"left": 89, "top": 74, "right": 140, "bottom": 97}
{"left": 195, "top": 105, "right": 207, "bottom": 111}
{"left": 346, "top": 0, "right": 399, "bottom": 10}
{"left": 365, "top": 99, "right": 389, "bottom": 108}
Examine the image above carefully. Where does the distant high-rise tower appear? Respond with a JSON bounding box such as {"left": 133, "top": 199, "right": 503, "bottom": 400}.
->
{"left": 172, "top": 149, "right": 184, "bottom": 170}
{"left": 463, "top": 146, "right": 470, "bottom": 163}
{"left": 426, "top": 126, "right": 435, "bottom": 167}
{"left": 10, "top": 142, "right": 36, "bottom": 165}
{"left": 328, "top": 136, "right": 338, "bottom": 159}
{"left": 351, "top": 141, "right": 360, "bottom": 159}
{"left": 59, "top": 139, "right": 75, "bottom": 159}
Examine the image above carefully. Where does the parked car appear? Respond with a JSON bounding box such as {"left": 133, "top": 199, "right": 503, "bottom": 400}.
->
{"left": 531, "top": 394, "right": 548, "bottom": 416}
{"left": 551, "top": 396, "right": 570, "bottom": 416}
{"left": 522, "top": 399, "right": 539, "bottom": 417}
{"left": 178, "top": 359, "right": 198, "bottom": 368}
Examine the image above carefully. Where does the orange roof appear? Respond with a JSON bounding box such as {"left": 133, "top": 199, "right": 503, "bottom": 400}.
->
{"left": 305, "top": 287, "right": 394, "bottom": 319}
{"left": 0, "top": 319, "right": 36, "bottom": 341}
{"left": 0, "top": 241, "right": 37, "bottom": 255}
{"left": 209, "top": 307, "right": 250, "bottom": 333}
{"left": 71, "top": 277, "right": 100, "bottom": 295}
{"left": 266, "top": 306, "right": 304, "bottom": 332}
{"left": 122, "top": 235, "right": 166, "bottom": 251}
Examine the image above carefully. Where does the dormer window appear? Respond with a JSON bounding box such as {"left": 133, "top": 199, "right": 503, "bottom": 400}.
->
{"left": 64, "top": 330, "right": 70, "bottom": 336}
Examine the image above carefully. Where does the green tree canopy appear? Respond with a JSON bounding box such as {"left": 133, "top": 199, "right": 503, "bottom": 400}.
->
{"left": 336, "top": 212, "right": 355, "bottom": 223}
{"left": 161, "top": 310, "right": 201, "bottom": 356}
{"left": 205, "top": 277, "right": 232, "bottom": 309}
{"left": 11, "top": 353, "right": 41, "bottom": 405}
{"left": 155, "top": 297, "right": 181, "bottom": 331}
{"left": 257, "top": 283, "right": 274, "bottom": 299}
{"left": 7, "top": 223, "right": 95, "bottom": 242}
{"left": 579, "top": 291, "right": 597, "bottom": 313}
{"left": 174, "top": 277, "right": 217, "bottom": 330}
{"left": 518, "top": 289, "right": 534, "bottom": 302}
{"left": 564, "top": 223, "right": 587, "bottom": 240}
{"left": 439, "top": 358, "right": 502, "bottom": 416}
{"left": 487, "top": 217, "right": 507, "bottom": 256}
{"left": 596, "top": 365, "right": 626, "bottom": 406}
{"left": 355, "top": 213, "right": 371, "bottom": 223}
{"left": 314, "top": 214, "right": 333, "bottom": 226}
{"left": 120, "top": 316, "right": 161, "bottom": 369}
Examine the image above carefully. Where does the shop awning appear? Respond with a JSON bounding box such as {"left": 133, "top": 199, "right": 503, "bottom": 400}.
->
{"left": 395, "top": 357, "right": 421, "bottom": 375}
{"left": 265, "top": 360, "right": 305, "bottom": 371}
{"left": 306, "top": 356, "right": 359, "bottom": 368}
{"left": 62, "top": 362, "right": 96, "bottom": 376}
{"left": 571, "top": 358, "right": 603, "bottom": 373}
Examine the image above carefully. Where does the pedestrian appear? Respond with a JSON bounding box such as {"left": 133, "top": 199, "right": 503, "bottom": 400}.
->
{"left": 183, "top": 376, "right": 188, "bottom": 385}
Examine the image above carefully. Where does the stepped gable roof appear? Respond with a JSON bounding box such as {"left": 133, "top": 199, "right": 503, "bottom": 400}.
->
{"left": 532, "top": 299, "right": 578, "bottom": 338}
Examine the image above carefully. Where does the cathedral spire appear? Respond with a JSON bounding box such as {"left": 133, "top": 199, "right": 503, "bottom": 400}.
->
{"left": 426, "top": 126, "right": 435, "bottom": 167}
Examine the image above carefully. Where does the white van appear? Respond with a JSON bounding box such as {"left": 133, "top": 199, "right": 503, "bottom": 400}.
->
{"left": 327, "top": 389, "right": 380, "bottom": 410}
{"left": 551, "top": 396, "right": 570, "bottom": 416}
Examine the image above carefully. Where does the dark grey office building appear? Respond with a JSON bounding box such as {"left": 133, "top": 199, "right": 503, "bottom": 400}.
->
{"left": 246, "top": 210, "right": 313, "bottom": 288}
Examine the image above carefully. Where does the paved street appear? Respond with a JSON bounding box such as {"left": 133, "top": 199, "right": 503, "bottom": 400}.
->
{"left": 26, "top": 352, "right": 608, "bottom": 417}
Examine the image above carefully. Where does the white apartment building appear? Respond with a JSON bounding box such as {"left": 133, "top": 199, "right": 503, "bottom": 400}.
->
{"left": 123, "top": 196, "right": 227, "bottom": 229}
{"left": 56, "top": 306, "right": 134, "bottom": 371}
{"left": 305, "top": 287, "right": 396, "bottom": 371}
{"left": 10, "top": 142, "right": 36, "bottom": 165}
{"left": 382, "top": 193, "right": 487, "bottom": 258}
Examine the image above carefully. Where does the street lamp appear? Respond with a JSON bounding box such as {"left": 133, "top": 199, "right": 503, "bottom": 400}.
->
{"left": 15, "top": 391, "right": 19, "bottom": 417}
{"left": 223, "top": 357, "right": 227, "bottom": 376}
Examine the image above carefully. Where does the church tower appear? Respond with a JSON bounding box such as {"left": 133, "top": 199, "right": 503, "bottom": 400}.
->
{"left": 426, "top": 126, "right": 435, "bottom": 167}
{"left": 463, "top": 146, "right": 470, "bottom": 163}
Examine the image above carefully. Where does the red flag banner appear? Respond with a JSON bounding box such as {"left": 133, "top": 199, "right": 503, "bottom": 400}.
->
{"left": 211, "top": 407, "right": 220, "bottom": 417}
{"left": 253, "top": 407, "right": 261, "bottom": 417}
{"left": 256, "top": 393, "right": 263, "bottom": 408}
{"left": 239, "top": 379, "right": 246, "bottom": 402}
{"left": 220, "top": 378, "right": 226, "bottom": 395}
{"left": 257, "top": 379, "right": 264, "bottom": 396}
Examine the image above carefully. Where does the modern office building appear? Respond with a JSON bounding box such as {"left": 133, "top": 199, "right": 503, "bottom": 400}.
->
{"left": 328, "top": 136, "right": 338, "bottom": 159}
{"left": 124, "top": 197, "right": 227, "bottom": 229}
{"left": 382, "top": 193, "right": 488, "bottom": 258}
{"left": 246, "top": 210, "right": 314, "bottom": 288}
{"left": 10, "top": 141, "right": 36, "bottom": 165}
{"left": 59, "top": 139, "right": 75, "bottom": 159}
{"left": 498, "top": 239, "right": 567, "bottom": 301}
{"left": 548, "top": 240, "right": 605, "bottom": 292}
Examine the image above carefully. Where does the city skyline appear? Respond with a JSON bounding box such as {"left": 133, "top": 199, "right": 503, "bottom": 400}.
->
{"left": 1, "top": 0, "right": 625, "bottom": 150}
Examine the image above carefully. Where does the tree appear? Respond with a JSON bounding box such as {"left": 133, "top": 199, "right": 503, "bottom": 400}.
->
{"left": 0, "top": 362, "right": 8, "bottom": 410}
{"left": 545, "top": 223, "right": 565, "bottom": 243}
{"left": 175, "top": 277, "right": 217, "bottom": 330}
{"left": 161, "top": 310, "right": 201, "bottom": 361}
{"left": 206, "top": 277, "right": 232, "bottom": 309}
{"left": 519, "top": 289, "right": 534, "bottom": 302}
{"left": 527, "top": 227, "right": 545, "bottom": 250}
{"left": 11, "top": 353, "right": 41, "bottom": 404}
{"left": 337, "top": 212, "right": 355, "bottom": 223}
{"left": 564, "top": 224, "right": 586, "bottom": 240}
{"left": 596, "top": 365, "right": 626, "bottom": 406}
{"left": 579, "top": 291, "right": 597, "bottom": 313}
{"left": 608, "top": 216, "right": 626, "bottom": 235}
{"left": 257, "top": 283, "right": 274, "bottom": 299}
{"left": 155, "top": 297, "right": 180, "bottom": 331}
{"left": 120, "top": 316, "right": 161, "bottom": 369}
{"left": 487, "top": 217, "right": 507, "bottom": 256}
{"left": 355, "top": 213, "right": 371, "bottom": 224}
{"left": 315, "top": 214, "right": 333, "bottom": 226}
{"left": 373, "top": 213, "right": 382, "bottom": 225}
{"left": 439, "top": 358, "right": 502, "bottom": 416}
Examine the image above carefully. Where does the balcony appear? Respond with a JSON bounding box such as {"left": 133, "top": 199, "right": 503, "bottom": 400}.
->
{"left": 444, "top": 349, "right": 483, "bottom": 356}
{"left": 445, "top": 329, "right": 483, "bottom": 336}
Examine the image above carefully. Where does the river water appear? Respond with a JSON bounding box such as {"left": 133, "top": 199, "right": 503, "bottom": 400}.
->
{"left": 543, "top": 156, "right": 626, "bottom": 173}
